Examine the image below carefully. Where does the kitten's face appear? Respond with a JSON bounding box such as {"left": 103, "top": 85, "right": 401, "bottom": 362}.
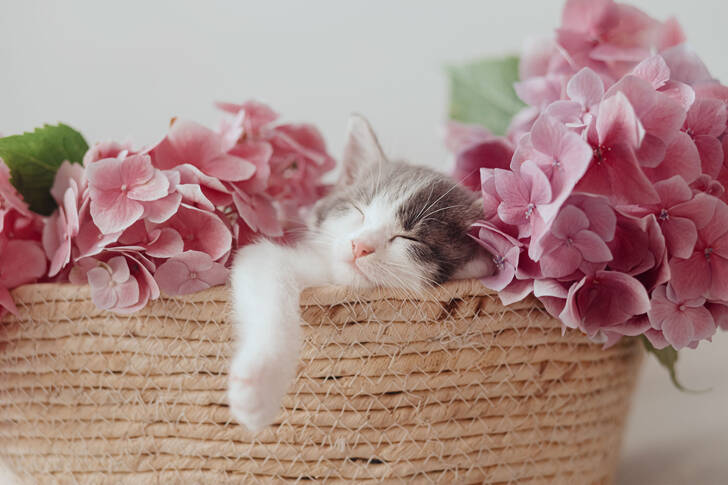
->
{"left": 310, "top": 116, "right": 489, "bottom": 290}
{"left": 317, "top": 184, "right": 420, "bottom": 289}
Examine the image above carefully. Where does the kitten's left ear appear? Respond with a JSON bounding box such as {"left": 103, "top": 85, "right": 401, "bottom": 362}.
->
{"left": 341, "top": 114, "right": 387, "bottom": 184}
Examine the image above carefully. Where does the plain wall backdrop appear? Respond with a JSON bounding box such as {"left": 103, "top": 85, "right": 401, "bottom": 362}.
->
{"left": 4, "top": 0, "right": 728, "bottom": 167}
{"left": 1, "top": 1, "right": 727, "bottom": 484}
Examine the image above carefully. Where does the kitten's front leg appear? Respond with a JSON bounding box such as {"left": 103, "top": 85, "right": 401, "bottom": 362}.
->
{"left": 228, "top": 240, "right": 325, "bottom": 431}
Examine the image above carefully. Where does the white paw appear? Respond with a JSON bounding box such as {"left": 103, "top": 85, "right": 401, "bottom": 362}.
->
{"left": 227, "top": 351, "right": 295, "bottom": 432}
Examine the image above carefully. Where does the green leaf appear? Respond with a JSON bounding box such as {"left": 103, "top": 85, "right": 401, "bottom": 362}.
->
{"left": 640, "top": 336, "right": 707, "bottom": 393}
{"left": 0, "top": 124, "right": 89, "bottom": 215}
{"left": 447, "top": 55, "right": 525, "bottom": 136}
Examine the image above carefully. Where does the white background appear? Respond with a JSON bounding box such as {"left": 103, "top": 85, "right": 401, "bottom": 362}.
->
{"left": 2, "top": 1, "right": 727, "bottom": 483}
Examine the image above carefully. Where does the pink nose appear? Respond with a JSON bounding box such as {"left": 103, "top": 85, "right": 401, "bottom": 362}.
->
{"left": 351, "top": 240, "right": 375, "bottom": 259}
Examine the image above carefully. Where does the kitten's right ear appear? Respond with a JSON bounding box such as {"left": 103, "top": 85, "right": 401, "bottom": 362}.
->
{"left": 341, "top": 114, "right": 387, "bottom": 184}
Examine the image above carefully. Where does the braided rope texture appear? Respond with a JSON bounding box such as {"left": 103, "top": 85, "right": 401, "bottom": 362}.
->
{"left": 0, "top": 279, "right": 642, "bottom": 484}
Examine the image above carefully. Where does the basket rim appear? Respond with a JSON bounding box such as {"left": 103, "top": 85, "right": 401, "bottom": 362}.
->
{"left": 7, "top": 278, "right": 529, "bottom": 308}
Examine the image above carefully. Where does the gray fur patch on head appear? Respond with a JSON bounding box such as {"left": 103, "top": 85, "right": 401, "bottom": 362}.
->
{"left": 393, "top": 165, "right": 483, "bottom": 284}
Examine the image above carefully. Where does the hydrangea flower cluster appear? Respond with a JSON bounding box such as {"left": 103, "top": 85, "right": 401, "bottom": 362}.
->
{"left": 449, "top": 0, "right": 728, "bottom": 350}
{"left": 0, "top": 164, "right": 47, "bottom": 315}
{"left": 0, "top": 101, "right": 334, "bottom": 315}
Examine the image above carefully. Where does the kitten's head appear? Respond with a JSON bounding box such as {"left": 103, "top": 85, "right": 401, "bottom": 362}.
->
{"left": 310, "top": 115, "right": 492, "bottom": 290}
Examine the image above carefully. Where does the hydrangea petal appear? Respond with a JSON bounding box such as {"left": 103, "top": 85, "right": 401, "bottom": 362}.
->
{"left": 573, "top": 229, "right": 612, "bottom": 262}
{"left": 661, "top": 217, "right": 698, "bottom": 259}
{"left": 632, "top": 55, "right": 670, "bottom": 89}
{"left": 0, "top": 240, "right": 46, "bottom": 288}
{"left": 694, "top": 135, "right": 724, "bottom": 178}
{"left": 669, "top": 254, "right": 709, "bottom": 300}
{"left": 566, "top": 67, "right": 604, "bottom": 107}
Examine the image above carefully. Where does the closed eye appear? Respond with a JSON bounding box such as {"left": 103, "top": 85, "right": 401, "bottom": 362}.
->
{"left": 390, "top": 234, "right": 421, "bottom": 243}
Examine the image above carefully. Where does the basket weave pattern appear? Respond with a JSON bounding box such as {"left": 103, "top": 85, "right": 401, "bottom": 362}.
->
{"left": 0, "top": 279, "right": 641, "bottom": 484}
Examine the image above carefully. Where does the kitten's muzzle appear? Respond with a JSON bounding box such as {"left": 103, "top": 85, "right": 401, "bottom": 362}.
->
{"left": 351, "top": 240, "right": 375, "bottom": 260}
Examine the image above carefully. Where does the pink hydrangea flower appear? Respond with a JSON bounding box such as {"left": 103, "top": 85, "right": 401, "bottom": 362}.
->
{"left": 566, "top": 194, "right": 617, "bottom": 241}
{"left": 629, "top": 176, "right": 717, "bottom": 258}
{"left": 544, "top": 67, "right": 603, "bottom": 127}
{"left": 691, "top": 174, "right": 725, "bottom": 200}
{"left": 661, "top": 45, "right": 714, "bottom": 86}
{"left": 74, "top": 200, "right": 122, "bottom": 259}
{"left": 0, "top": 159, "right": 47, "bottom": 315}
{"left": 514, "top": 74, "right": 564, "bottom": 110}
{"left": 631, "top": 55, "right": 670, "bottom": 90}
{"left": 216, "top": 100, "right": 279, "bottom": 138}
{"left": 600, "top": 315, "right": 653, "bottom": 348}
{"left": 647, "top": 285, "right": 716, "bottom": 349}
{"left": 519, "top": 36, "right": 571, "bottom": 81}
{"left": 473, "top": 222, "right": 522, "bottom": 291}
{"left": 494, "top": 161, "right": 552, "bottom": 238}
{"left": 632, "top": 55, "right": 695, "bottom": 112}
{"left": 499, "top": 279, "right": 535, "bottom": 306}
{"left": 557, "top": 0, "right": 659, "bottom": 77}
{"left": 635, "top": 215, "right": 671, "bottom": 292}
{"left": 642, "top": 130, "right": 701, "bottom": 185}
{"left": 87, "top": 154, "right": 171, "bottom": 234}
{"left": 606, "top": 74, "right": 687, "bottom": 169}
{"left": 231, "top": 190, "right": 282, "bottom": 238}
{"left": 682, "top": 97, "right": 727, "bottom": 178}
{"left": 669, "top": 198, "right": 728, "bottom": 301}
{"left": 533, "top": 278, "right": 570, "bottom": 319}
{"left": 560, "top": 270, "right": 651, "bottom": 339}
{"left": 43, "top": 179, "right": 80, "bottom": 276}
{"left": 158, "top": 204, "right": 232, "bottom": 261}
{"left": 577, "top": 92, "right": 659, "bottom": 204}
{"left": 507, "top": 106, "right": 541, "bottom": 145}
{"left": 50, "top": 161, "right": 86, "bottom": 206}
{"left": 0, "top": 236, "right": 47, "bottom": 315}
{"left": 657, "top": 17, "right": 686, "bottom": 51}
{"left": 707, "top": 303, "right": 728, "bottom": 331}
{"left": 116, "top": 222, "right": 184, "bottom": 258}
{"left": 530, "top": 193, "right": 615, "bottom": 263}
{"left": 0, "top": 100, "right": 333, "bottom": 317}
{"left": 155, "top": 250, "right": 229, "bottom": 296}
{"left": 174, "top": 164, "right": 233, "bottom": 209}
{"left": 479, "top": 169, "right": 502, "bottom": 224}
{"left": 455, "top": 0, "right": 727, "bottom": 352}
{"left": 83, "top": 141, "right": 134, "bottom": 165}
{"left": 444, "top": 121, "right": 493, "bottom": 153}
{"left": 607, "top": 213, "right": 667, "bottom": 278}
{"left": 0, "top": 159, "right": 31, "bottom": 221}
{"left": 151, "top": 119, "right": 256, "bottom": 182}
{"left": 86, "top": 256, "right": 141, "bottom": 311}
{"left": 511, "top": 114, "right": 592, "bottom": 223}
{"left": 43, "top": 161, "right": 86, "bottom": 276}
{"left": 81, "top": 252, "right": 159, "bottom": 314}
{"left": 140, "top": 171, "right": 182, "bottom": 224}
{"left": 226, "top": 141, "right": 274, "bottom": 195}
{"left": 538, "top": 204, "right": 612, "bottom": 278}
{"left": 217, "top": 101, "right": 335, "bottom": 231}
{"left": 266, "top": 123, "right": 336, "bottom": 207}
{"left": 449, "top": 123, "right": 513, "bottom": 191}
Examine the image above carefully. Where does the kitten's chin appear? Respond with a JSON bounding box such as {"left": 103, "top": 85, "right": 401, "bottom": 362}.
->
{"left": 330, "top": 262, "right": 377, "bottom": 289}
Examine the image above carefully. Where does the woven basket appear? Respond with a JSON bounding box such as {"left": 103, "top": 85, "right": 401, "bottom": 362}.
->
{"left": 0, "top": 279, "right": 642, "bottom": 484}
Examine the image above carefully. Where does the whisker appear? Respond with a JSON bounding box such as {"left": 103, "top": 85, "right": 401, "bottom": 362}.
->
{"left": 413, "top": 180, "right": 462, "bottom": 225}
{"left": 419, "top": 204, "right": 466, "bottom": 225}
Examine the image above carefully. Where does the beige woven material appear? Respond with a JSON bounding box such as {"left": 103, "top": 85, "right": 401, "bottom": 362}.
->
{"left": 0, "top": 279, "right": 642, "bottom": 484}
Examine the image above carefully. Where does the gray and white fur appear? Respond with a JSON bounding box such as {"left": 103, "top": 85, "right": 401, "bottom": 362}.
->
{"left": 228, "top": 115, "right": 493, "bottom": 431}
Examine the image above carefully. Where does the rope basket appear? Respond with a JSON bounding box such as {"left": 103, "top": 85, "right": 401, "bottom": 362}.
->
{"left": 0, "top": 279, "right": 642, "bottom": 484}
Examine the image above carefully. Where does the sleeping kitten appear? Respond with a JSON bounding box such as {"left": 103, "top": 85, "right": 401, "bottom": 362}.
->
{"left": 228, "top": 115, "right": 493, "bottom": 431}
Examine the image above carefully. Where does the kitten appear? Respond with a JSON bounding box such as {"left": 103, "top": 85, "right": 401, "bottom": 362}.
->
{"left": 228, "top": 115, "right": 493, "bottom": 431}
